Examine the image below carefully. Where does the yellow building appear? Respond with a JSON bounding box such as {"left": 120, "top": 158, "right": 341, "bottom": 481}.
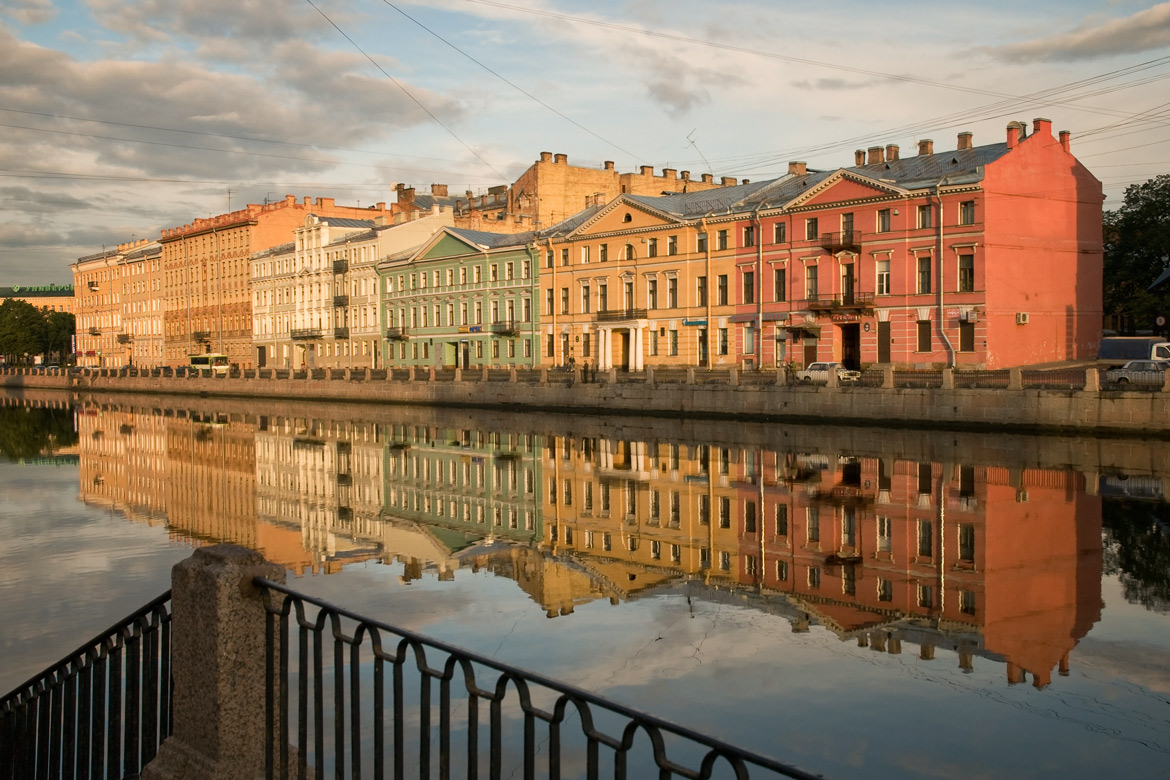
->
{"left": 72, "top": 239, "right": 163, "bottom": 368}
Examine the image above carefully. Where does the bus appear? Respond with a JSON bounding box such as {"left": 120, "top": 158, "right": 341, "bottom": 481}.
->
{"left": 189, "top": 353, "right": 230, "bottom": 376}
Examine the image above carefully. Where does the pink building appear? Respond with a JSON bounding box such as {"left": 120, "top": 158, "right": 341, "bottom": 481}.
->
{"left": 731, "top": 119, "right": 1103, "bottom": 369}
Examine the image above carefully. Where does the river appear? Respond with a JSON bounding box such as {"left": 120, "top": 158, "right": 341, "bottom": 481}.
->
{"left": 0, "top": 392, "right": 1167, "bottom": 779}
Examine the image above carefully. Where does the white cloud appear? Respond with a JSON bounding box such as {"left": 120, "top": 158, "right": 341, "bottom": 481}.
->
{"left": 987, "top": 2, "right": 1170, "bottom": 61}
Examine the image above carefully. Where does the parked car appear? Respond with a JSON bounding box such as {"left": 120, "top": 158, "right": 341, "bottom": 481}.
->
{"left": 1103, "top": 360, "right": 1170, "bottom": 385}
{"left": 795, "top": 361, "right": 861, "bottom": 384}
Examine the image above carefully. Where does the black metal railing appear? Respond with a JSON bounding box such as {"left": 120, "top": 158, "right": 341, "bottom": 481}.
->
{"left": 333, "top": 260, "right": 348, "bottom": 274}
{"left": 490, "top": 320, "right": 520, "bottom": 336}
{"left": 192, "top": 330, "right": 211, "bottom": 342}
{"left": 596, "top": 308, "right": 648, "bottom": 322}
{"left": 0, "top": 591, "right": 172, "bottom": 779}
{"left": 116, "top": 333, "right": 132, "bottom": 344}
{"left": 386, "top": 327, "right": 409, "bottom": 341}
{"left": 291, "top": 328, "right": 322, "bottom": 340}
{"left": 817, "top": 230, "right": 861, "bottom": 252}
{"left": 333, "top": 295, "right": 350, "bottom": 308}
{"left": 334, "top": 327, "right": 350, "bottom": 339}
{"left": 255, "top": 579, "right": 820, "bottom": 780}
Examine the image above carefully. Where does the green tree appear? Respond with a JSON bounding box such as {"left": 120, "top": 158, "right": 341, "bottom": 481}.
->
{"left": 44, "top": 310, "right": 75, "bottom": 362}
{"left": 1103, "top": 174, "right": 1170, "bottom": 334}
{"left": 0, "top": 298, "right": 48, "bottom": 363}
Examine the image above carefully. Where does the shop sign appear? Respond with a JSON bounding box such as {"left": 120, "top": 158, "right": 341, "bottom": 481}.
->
{"left": 683, "top": 319, "right": 707, "bottom": 327}
{"left": 946, "top": 308, "right": 961, "bottom": 319}
{"left": 829, "top": 313, "right": 860, "bottom": 323}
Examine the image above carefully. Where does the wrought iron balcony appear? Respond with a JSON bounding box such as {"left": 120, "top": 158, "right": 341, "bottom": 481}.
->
{"left": 490, "top": 320, "right": 520, "bottom": 336}
{"left": 192, "top": 330, "right": 211, "bottom": 342}
{"left": 818, "top": 230, "right": 862, "bottom": 252}
{"left": 333, "top": 295, "right": 349, "bottom": 307}
{"left": 87, "top": 281, "right": 99, "bottom": 291}
{"left": 332, "top": 259, "right": 348, "bottom": 274}
{"left": 290, "top": 328, "right": 323, "bottom": 340}
{"left": 596, "top": 308, "right": 648, "bottom": 322}
{"left": 334, "top": 326, "right": 350, "bottom": 339}
{"left": 88, "top": 327, "right": 101, "bottom": 336}
{"left": 805, "top": 291, "right": 875, "bottom": 311}
{"left": 116, "top": 333, "right": 132, "bottom": 344}
{"left": 386, "top": 327, "right": 409, "bottom": 341}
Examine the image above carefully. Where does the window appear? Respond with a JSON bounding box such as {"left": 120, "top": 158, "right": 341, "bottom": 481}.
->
{"left": 546, "top": 333, "right": 554, "bottom": 357}
{"left": 696, "top": 276, "right": 707, "bottom": 306}
{"left": 581, "top": 246, "right": 590, "bottom": 264}
{"left": 522, "top": 260, "right": 530, "bottom": 279}
{"left": 872, "top": 259, "right": 890, "bottom": 296}
{"left": 918, "top": 520, "right": 933, "bottom": 557}
{"left": 917, "top": 320, "right": 931, "bottom": 352}
{"left": 917, "top": 256, "right": 932, "bottom": 294}
{"left": 506, "top": 262, "right": 513, "bottom": 280}
{"left": 650, "top": 330, "right": 658, "bottom": 356}
{"left": 558, "top": 248, "right": 568, "bottom": 266}
{"left": 718, "top": 496, "right": 731, "bottom": 528}
{"left": 743, "top": 271, "right": 754, "bottom": 304}
{"left": 774, "top": 222, "right": 787, "bottom": 243}
{"left": 624, "top": 243, "right": 635, "bottom": 261}
{"left": 743, "top": 225, "right": 755, "bottom": 247}
{"left": 717, "top": 274, "right": 728, "bottom": 306}
{"left": 776, "top": 561, "right": 789, "bottom": 581}
{"left": 667, "top": 235, "right": 678, "bottom": 255}
{"left": 545, "top": 250, "right": 553, "bottom": 269}
{"left": 807, "top": 566, "right": 821, "bottom": 588}
{"left": 648, "top": 279, "right": 658, "bottom": 309}
{"left": 560, "top": 287, "right": 569, "bottom": 315}
{"left": 960, "top": 589, "right": 976, "bottom": 615}
{"left": 667, "top": 277, "right": 678, "bottom": 308}
{"left": 697, "top": 232, "right": 708, "bottom": 253}
{"left": 669, "top": 329, "right": 678, "bottom": 356}
{"left": 917, "top": 204, "right": 932, "bottom": 229}
{"left": 581, "top": 284, "right": 591, "bottom": 314}
{"left": 624, "top": 280, "right": 634, "bottom": 309}
{"left": 545, "top": 289, "right": 554, "bottom": 316}
{"left": 805, "top": 265, "right": 818, "bottom": 299}
{"left": 958, "top": 254, "right": 975, "bottom": 292}
{"left": 841, "top": 212, "right": 854, "bottom": 233}
{"left": 599, "top": 244, "right": 608, "bottom": 263}
{"left": 490, "top": 264, "right": 498, "bottom": 281}
{"left": 877, "top": 208, "right": 891, "bottom": 233}
{"left": 805, "top": 218, "right": 818, "bottom": 240}
{"left": 877, "top": 516, "right": 892, "bottom": 551}
{"left": 598, "top": 282, "right": 608, "bottom": 311}
{"left": 718, "top": 327, "right": 728, "bottom": 355}
{"left": 877, "top": 578, "right": 893, "bottom": 602}
{"left": 959, "top": 200, "right": 975, "bottom": 225}
{"left": 958, "top": 523, "right": 975, "bottom": 562}
{"left": 775, "top": 504, "right": 788, "bottom": 536}
{"left": 806, "top": 506, "right": 820, "bottom": 543}
{"left": 959, "top": 320, "right": 975, "bottom": 352}
{"left": 716, "top": 230, "right": 728, "bottom": 251}
{"left": 918, "top": 584, "right": 934, "bottom": 608}
{"left": 473, "top": 266, "right": 481, "bottom": 283}
{"left": 648, "top": 238, "right": 658, "bottom": 258}
{"left": 744, "top": 501, "right": 757, "bottom": 532}
{"left": 774, "top": 268, "right": 786, "bottom": 302}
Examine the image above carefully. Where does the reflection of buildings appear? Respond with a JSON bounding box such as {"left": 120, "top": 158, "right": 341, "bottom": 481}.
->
{"left": 76, "top": 404, "right": 169, "bottom": 524}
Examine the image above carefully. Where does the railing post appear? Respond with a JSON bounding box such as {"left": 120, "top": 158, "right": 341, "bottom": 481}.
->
{"left": 509, "top": 367, "right": 517, "bottom": 383}
{"left": 941, "top": 367, "right": 955, "bottom": 390}
{"left": 1163, "top": 369, "right": 1170, "bottom": 393}
{"left": 428, "top": 367, "right": 436, "bottom": 381}
{"left": 1084, "top": 368, "right": 1100, "bottom": 392}
{"left": 826, "top": 369, "right": 838, "bottom": 388}
{"left": 645, "top": 366, "right": 655, "bottom": 386}
{"left": 882, "top": 365, "right": 895, "bottom": 389}
{"left": 1008, "top": 367, "right": 1023, "bottom": 390}
{"left": 729, "top": 367, "right": 739, "bottom": 387}
{"left": 686, "top": 368, "right": 696, "bottom": 385}
{"left": 540, "top": 368, "right": 548, "bottom": 384}
{"left": 143, "top": 545, "right": 284, "bottom": 780}
{"left": 454, "top": 367, "right": 462, "bottom": 382}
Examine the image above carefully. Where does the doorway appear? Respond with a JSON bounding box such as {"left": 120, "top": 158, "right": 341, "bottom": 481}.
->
{"left": 256, "top": 345, "right": 266, "bottom": 368}
{"left": 839, "top": 323, "right": 861, "bottom": 369}
{"left": 877, "top": 321, "right": 891, "bottom": 363}
{"left": 618, "top": 331, "right": 631, "bottom": 370}
{"left": 802, "top": 337, "right": 818, "bottom": 367}
{"left": 698, "top": 328, "right": 708, "bottom": 367}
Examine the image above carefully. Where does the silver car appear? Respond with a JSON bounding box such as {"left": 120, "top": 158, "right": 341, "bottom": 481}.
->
{"left": 1103, "top": 359, "right": 1170, "bottom": 386}
{"left": 795, "top": 361, "right": 861, "bottom": 384}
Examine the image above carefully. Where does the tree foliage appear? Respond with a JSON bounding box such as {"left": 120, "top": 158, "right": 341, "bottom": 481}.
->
{"left": 0, "top": 406, "right": 78, "bottom": 460}
{"left": 0, "top": 299, "right": 73, "bottom": 363}
{"left": 1103, "top": 174, "right": 1170, "bottom": 334}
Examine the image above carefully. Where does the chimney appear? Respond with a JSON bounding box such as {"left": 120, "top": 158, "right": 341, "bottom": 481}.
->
{"left": 430, "top": 183, "right": 448, "bottom": 197}
{"left": 886, "top": 144, "right": 899, "bottom": 161}
{"left": 788, "top": 161, "right": 807, "bottom": 176}
{"left": 867, "top": 146, "right": 885, "bottom": 164}
{"left": 1006, "top": 121, "right": 1022, "bottom": 149}
{"left": 663, "top": 168, "right": 677, "bottom": 180}
{"left": 855, "top": 149, "right": 866, "bottom": 166}
{"left": 554, "top": 153, "right": 568, "bottom": 164}
{"left": 318, "top": 197, "right": 334, "bottom": 208}
{"left": 917, "top": 139, "right": 934, "bottom": 156}
{"left": 957, "top": 131, "right": 973, "bottom": 150}
{"left": 375, "top": 201, "right": 386, "bottom": 211}
{"left": 373, "top": 216, "right": 388, "bottom": 226}
{"left": 742, "top": 179, "right": 749, "bottom": 185}
{"left": 681, "top": 171, "right": 690, "bottom": 181}
{"left": 701, "top": 174, "right": 713, "bottom": 183}
{"left": 721, "top": 176, "right": 737, "bottom": 185}
{"left": 1032, "top": 117, "right": 1052, "bottom": 136}
{"left": 303, "top": 196, "right": 311, "bottom": 205}
{"left": 397, "top": 185, "right": 415, "bottom": 206}
{"left": 640, "top": 165, "right": 654, "bottom": 175}
{"left": 604, "top": 160, "right": 615, "bottom": 171}
{"left": 1059, "top": 130, "right": 1071, "bottom": 153}
{"left": 539, "top": 151, "right": 552, "bottom": 162}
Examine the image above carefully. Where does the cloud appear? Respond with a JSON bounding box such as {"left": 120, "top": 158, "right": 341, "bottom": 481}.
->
{"left": 987, "top": 2, "right": 1170, "bottom": 61}
{"left": 0, "top": 0, "right": 55, "bottom": 24}
{"left": 792, "top": 77, "right": 875, "bottom": 91}
{"left": 84, "top": 0, "right": 336, "bottom": 48}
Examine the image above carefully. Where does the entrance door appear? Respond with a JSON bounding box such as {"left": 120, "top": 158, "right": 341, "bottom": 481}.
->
{"left": 257, "top": 346, "right": 266, "bottom": 368}
{"left": 803, "top": 337, "right": 818, "bottom": 367}
{"left": 698, "top": 329, "right": 708, "bottom": 367}
{"left": 877, "top": 321, "right": 891, "bottom": 363}
{"left": 461, "top": 341, "right": 470, "bottom": 369}
{"left": 839, "top": 323, "right": 861, "bottom": 370}
{"left": 619, "top": 331, "right": 631, "bottom": 370}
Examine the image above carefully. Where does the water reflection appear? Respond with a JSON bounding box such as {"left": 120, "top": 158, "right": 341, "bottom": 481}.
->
{"left": 49, "top": 395, "right": 1164, "bottom": 693}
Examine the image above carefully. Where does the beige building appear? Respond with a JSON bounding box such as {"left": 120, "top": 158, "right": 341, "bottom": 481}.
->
{"left": 72, "top": 239, "right": 164, "bottom": 368}
{"left": 251, "top": 209, "right": 452, "bottom": 369}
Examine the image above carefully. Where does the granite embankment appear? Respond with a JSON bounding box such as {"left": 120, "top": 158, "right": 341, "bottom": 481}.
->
{"left": 5, "top": 366, "right": 1168, "bottom": 437}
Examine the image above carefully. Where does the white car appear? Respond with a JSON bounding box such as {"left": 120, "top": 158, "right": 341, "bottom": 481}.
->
{"left": 1104, "top": 359, "right": 1170, "bottom": 385}
{"left": 795, "top": 361, "right": 861, "bottom": 384}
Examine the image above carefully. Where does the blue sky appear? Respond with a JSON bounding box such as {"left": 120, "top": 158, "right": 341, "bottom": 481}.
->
{"left": 2, "top": 0, "right": 1169, "bottom": 284}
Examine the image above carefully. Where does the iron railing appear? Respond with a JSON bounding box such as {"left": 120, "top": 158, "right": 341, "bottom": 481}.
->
{"left": 255, "top": 579, "right": 820, "bottom": 780}
{"left": 0, "top": 591, "right": 172, "bottom": 780}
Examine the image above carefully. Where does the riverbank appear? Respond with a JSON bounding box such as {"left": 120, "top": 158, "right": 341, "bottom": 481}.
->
{"left": 5, "top": 365, "right": 1170, "bottom": 437}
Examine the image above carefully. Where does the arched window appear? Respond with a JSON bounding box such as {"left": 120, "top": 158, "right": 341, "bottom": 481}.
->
{"left": 624, "top": 243, "right": 635, "bottom": 260}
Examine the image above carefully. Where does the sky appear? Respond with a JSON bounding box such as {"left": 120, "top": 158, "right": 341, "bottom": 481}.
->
{"left": 1, "top": 0, "right": 1169, "bottom": 286}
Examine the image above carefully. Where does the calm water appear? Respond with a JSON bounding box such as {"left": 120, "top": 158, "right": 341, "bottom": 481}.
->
{"left": 1, "top": 393, "right": 1168, "bottom": 779}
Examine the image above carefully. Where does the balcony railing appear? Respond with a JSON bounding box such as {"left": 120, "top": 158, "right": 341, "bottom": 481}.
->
{"left": 192, "top": 330, "right": 211, "bottom": 342}
{"left": 332, "top": 294, "right": 349, "bottom": 307}
{"left": 597, "top": 308, "right": 648, "bottom": 322}
{"left": 116, "top": 333, "right": 132, "bottom": 344}
{"left": 87, "top": 281, "right": 99, "bottom": 291}
{"left": 332, "top": 259, "right": 348, "bottom": 274}
{"left": 333, "top": 326, "right": 350, "bottom": 339}
{"left": 818, "top": 230, "right": 862, "bottom": 252}
{"left": 386, "top": 327, "right": 409, "bottom": 341}
{"left": 88, "top": 327, "right": 101, "bottom": 336}
{"left": 805, "top": 291, "right": 875, "bottom": 311}
{"left": 290, "top": 328, "right": 322, "bottom": 340}
{"left": 490, "top": 319, "right": 521, "bottom": 336}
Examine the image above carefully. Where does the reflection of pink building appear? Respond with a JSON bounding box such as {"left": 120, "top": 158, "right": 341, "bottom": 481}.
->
{"left": 732, "top": 118, "right": 1102, "bottom": 369}
{"left": 737, "top": 454, "right": 1102, "bottom": 686}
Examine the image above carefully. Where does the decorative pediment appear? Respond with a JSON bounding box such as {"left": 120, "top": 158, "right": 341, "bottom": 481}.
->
{"left": 567, "top": 195, "right": 683, "bottom": 238}
{"left": 787, "top": 170, "right": 908, "bottom": 209}
{"left": 415, "top": 230, "right": 487, "bottom": 262}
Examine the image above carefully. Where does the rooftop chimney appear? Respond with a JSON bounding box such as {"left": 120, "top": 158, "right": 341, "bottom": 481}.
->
{"left": 1059, "top": 130, "right": 1070, "bottom": 153}
{"left": 701, "top": 174, "right": 713, "bottom": 184}
{"left": 721, "top": 176, "right": 737, "bottom": 186}
{"left": 539, "top": 151, "right": 552, "bottom": 162}
{"left": 957, "top": 131, "right": 973, "bottom": 150}
{"left": 681, "top": 171, "right": 691, "bottom": 181}
{"left": 663, "top": 168, "right": 677, "bottom": 180}
{"left": 1006, "top": 121, "right": 1022, "bottom": 149}
{"left": 886, "top": 144, "right": 899, "bottom": 161}
{"left": 867, "top": 146, "right": 885, "bottom": 165}
{"left": 430, "top": 183, "right": 448, "bottom": 196}
{"left": 788, "top": 161, "right": 807, "bottom": 176}
{"left": 640, "top": 165, "right": 654, "bottom": 175}
{"left": 1032, "top": 117, "right": 1052, "bottom": 136}
{"left": 554, "top": 153, "right": 568, "bottom": 164}
{"left": 855, "top": 149, "right": 866, "bottom": 166}
{"left": 917, "top": 139, "right": 934, "bottom": 156}
{"left": 604, "top": 160, "right": 614, "bottom": 171}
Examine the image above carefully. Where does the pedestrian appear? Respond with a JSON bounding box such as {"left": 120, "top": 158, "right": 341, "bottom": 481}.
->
{"left": 583, "top": 360, "right": 591, "bottom": 383}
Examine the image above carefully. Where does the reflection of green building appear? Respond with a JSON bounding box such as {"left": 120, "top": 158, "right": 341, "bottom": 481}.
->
{"left": 381, "top": 425, "right": 544, "bottom": 546}
{"left": 378, "top": 228, "right": 540, "bottom": 369}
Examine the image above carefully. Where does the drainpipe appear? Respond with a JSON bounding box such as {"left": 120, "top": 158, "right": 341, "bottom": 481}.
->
{"left": 933, "top": 177, "right": 955, "bottom": 367}
{"left": 701, "top": 217, "right": 712, "bottom": 366}
{"left": 754, "top": 205, "right": 765, "bottom": 369}
{"left": 546, "top": 238, "right": 557, "bottom": 367}
{"left": 528, "top": 242, "right": 539, "bottom": 368}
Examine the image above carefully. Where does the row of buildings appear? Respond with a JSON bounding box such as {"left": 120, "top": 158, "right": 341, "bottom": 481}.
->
{"left": 72, "top": 119, "right": 1104, "bottom": 371}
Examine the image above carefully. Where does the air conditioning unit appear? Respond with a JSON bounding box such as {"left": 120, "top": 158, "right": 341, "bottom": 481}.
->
{"left": 1015, "top": 312, "right": 1030, "bottom": 325}
{"left": 961, "top": 310, "right": 978, "bottom": 323}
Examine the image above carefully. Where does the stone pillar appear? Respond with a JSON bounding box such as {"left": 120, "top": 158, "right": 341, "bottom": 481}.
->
{"left": 608, "top": 367, "right": 617, "bottom": 383}
{"left": 881, "top": 365, "right": 894, "bottom": 389}
{"left": 428, "top": 366, "right": 436, "bottom": 381}
{"left": 1084, "top": 367, "right": 1100, "bottom": 392}
{"left": 540, "top": 368, "right": 548, "bottom": 384}
{"left": 509, "top": 367, "right": 517, "bottom": 383}
{"left": 729, "top": 367, "right": 739, "bottom": 387}
{"left": 645, "top": 366, "right": 655, "bottom": 386}
{"left": 407, "top": 366, "right": 416, "bottom": 382}
{"left": 454, "top": 368, "right": 462, "bottom": 382}
{"left": 826, "top": 369, "right": 838, "bottom": 388}
{"left": 482, "top": 365, "right": 489, "bottom": 381}
{"left": 1163, "top": 369, "right": 1170, "bottom": 393}
{"left": 344, "top": 368, "right": 352, "bottom": 381}
{"left": 143, "top": 545, "right": 285, "bottom": 780}
{"left": 686, "top": 368, "right": 696, "bottom": 385}
{"left": 941, "top": 367, "right": 954, "bottom": 390}
{"left": 1008, "top": 367, "right": 1022, "bottom": 390}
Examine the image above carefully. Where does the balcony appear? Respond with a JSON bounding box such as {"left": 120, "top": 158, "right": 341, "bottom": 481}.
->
{"left": 334, "top": 326, "right": 350, "bottom": 339}
{"left": 818, "top": 230, "right": 862, "bottom": 252}
{"left": 333, "top": 294, "right": 349, "bottom": 307}
{"left": 290, "top": 328, "right": 323, "bottom": 340}
{"left": 336, "top": 473, "right": 353, "bottom": 486}
{"left": 596, "top": 308, "right": 648, "bottom": 322}
{"left": 192, "top": 330, "right": 211, "bottom": 342}
{"left": 805, "top": 291, "right": 875, "bottom": 312}
{"left": 490, "top": 320, "right": 520, "bottom": 336}
{"left": 386, "top": 327, "right": 409, "bottom": 341}
{"left": 332, "top": 260, "right": 348, "bottom": 274}
{"left": 88, "top": 327, "right": 101, "bottom": 336}
{"left": 87, "top": 281, "right": 99, "bottom": 292}
{"left": 116, "top": 333, "right": 132, "bottom": 344}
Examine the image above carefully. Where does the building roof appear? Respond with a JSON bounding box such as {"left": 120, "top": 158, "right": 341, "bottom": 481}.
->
{"left": 446, "top": 227, "right": 538, "bottom": 249}
{"left": 310, "top": 215, "right": 376, "bottom": 229}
